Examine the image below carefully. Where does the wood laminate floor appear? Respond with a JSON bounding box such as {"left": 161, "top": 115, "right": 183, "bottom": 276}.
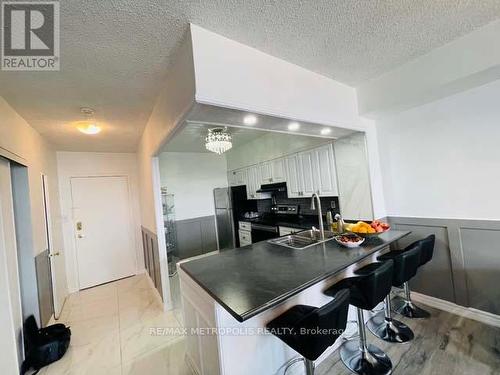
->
{"left": 316, "top": 304, "right": 500, "bottom": 375}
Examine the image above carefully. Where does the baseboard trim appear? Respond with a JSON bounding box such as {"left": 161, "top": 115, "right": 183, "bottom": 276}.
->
{"left": 145, "top": 272, "right": 165, "bottom": 308}
{"left": 411, "top": 291, "right": 500, "bottom": 328}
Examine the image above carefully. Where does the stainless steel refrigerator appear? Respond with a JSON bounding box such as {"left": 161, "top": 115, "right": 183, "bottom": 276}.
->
{"left": 214, "top": 185, "right": 250, "bottom": 250}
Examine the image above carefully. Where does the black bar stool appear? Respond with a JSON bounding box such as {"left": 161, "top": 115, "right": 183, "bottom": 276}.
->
{"left": 366, "top": 243, "right": 421, "bottom": 343}
{"left": 266, "top": 289, "right": 350, "bottom": 375}
{"left": 395, "top": 235, "right": 435, "bottom": 319}
{"left": 325, "top": 260, "right": 394, "bottom": 375}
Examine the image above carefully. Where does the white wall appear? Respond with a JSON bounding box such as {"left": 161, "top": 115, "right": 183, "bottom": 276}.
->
{"left": 0, "top": 96, "right": 67, "bottom": 368}
{"left": 191, "top": 24, "right": 358, "bottom": 129}
{"left": 357, "top": 20, "right": 500, "bottom": 118}
{"left": 334, "top": 133, "right": 374, "bottom": 221}
{"left": 226, "top": 132, "right": 328, "bottom": 171}
{"left": 57, "top": 152, "right": 143, "bottom": 292}
{"left": 376, "top": 79, "right": 500, "bottom": 220}
{"left": 158, "top": 152, "right": 228, "bottom": 221}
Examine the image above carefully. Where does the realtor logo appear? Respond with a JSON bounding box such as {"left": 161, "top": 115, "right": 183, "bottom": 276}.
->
{"left": 1, "top": 1, "right": 60, "bottom": 70}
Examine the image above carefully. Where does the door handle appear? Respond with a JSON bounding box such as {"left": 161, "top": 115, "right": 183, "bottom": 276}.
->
{"left": 77, "top": 234, "right": 85, "bottom": 239}
{"left": 49, "top": 252, "right": 60, "bottom": 257}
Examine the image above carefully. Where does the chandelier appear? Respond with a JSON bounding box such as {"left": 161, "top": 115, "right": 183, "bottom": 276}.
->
{"left": 205, "top": 128, "right": 232, "bottom": 154}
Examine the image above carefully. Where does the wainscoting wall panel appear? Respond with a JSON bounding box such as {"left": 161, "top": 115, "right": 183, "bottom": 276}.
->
{"left": 141, "top": 227, "right": 163, "bottom": 300}
{"left": 459, "top": 224, "right": 500, "bottom": 315}
{"left": 175, "top": 215, "right": 217, "bottom": 260}
{"left": 388, "top": 216, "right": 500, "bottom": 316}
{"left": 390, "top": 222, "right": 455, "bottom": 303}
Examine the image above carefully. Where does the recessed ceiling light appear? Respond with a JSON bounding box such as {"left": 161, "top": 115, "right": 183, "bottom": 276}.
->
{"left": 320, "top": 127, "right": 332, "bottom": 135}
{"left": 77, "top": 123, "right": 101, "bottom": 135}
{"left": 243, "top": 114, "right": 257, "bottom": 125}
{"left": 288, "top": 122, "right": 300, "bottom": 131}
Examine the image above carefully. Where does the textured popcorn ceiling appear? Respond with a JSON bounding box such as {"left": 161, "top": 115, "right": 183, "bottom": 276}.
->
{"left": 1, "top": 1, "right": 499, "bottom": 151}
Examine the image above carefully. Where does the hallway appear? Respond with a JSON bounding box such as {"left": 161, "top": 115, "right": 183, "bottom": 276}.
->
{"left": 39, "top": 274, "right": 190, "bottom": 375}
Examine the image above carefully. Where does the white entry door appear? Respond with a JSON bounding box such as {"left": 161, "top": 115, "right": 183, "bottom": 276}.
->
{"left": 71, "top": 176, "right": 136, "bottom": 289}
{"left": 41, "top": 174, "right": 64, "bottom": 318}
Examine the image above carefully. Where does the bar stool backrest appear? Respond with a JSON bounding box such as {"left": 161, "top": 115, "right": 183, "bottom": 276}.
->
{"left": 293, "top": 289, "right": 350, "bottom": 360}
{"left": 351, "top": 260, "right": 394, "bottom": 310}
{"left": 418, "top": 235, "right": 436, "bottom": 266}
{"left": 392, "top": 243, "right": 421, "bottom": 286}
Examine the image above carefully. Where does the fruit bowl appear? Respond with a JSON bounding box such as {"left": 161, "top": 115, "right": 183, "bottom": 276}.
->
{"left": 344, "top": 220, "right": 391, "bottom": 238}
{"left": 335, "top": 234, "right": 365, "bottom": 248}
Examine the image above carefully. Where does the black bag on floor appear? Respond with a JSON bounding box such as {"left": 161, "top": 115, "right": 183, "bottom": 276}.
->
{"left": 21, "top": 315, "right": 71, "bottom": 374}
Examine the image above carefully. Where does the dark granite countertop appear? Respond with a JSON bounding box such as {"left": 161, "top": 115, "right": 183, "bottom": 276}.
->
{"left": 180, "top": 230, "right": 410, "bottom": 322}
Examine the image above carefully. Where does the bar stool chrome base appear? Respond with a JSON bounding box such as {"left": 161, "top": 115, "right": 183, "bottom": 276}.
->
{"left": 340, "top": 307, "right": 392, "bottom": 375}
{"left": 340, "top": 340, "right": 392, "bottom": 375}
{"left": 394, "top": 301, "right": 430, "bottom": 319}
{"left": 367, "top": 312, "right": 414, "bottom": 343}
{"left": 281, "top": 357, "right": 315, "bottom": 375}
{"left": 367, "top": 296, "right": 414, "bottom": 343}
{"left": 394, "top": 282, "right": 430, "bottom": 319}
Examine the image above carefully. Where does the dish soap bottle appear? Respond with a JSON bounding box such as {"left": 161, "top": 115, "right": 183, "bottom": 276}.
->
{"left": 334, "top": 214, "right": 345, "bottom": 234}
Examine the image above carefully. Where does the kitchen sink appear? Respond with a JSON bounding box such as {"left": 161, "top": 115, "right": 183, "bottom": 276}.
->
{"left": 268, "top": 229, "right": 336, "bottom": 250}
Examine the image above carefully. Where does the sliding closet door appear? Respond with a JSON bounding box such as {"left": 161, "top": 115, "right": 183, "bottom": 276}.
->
{"left": 0, "top": 157, "right": 22, "bottom": 372}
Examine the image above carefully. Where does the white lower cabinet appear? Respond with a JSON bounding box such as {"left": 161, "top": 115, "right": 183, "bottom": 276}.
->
{"left": 239, "top": 230, "right": 252, "bottom": 246}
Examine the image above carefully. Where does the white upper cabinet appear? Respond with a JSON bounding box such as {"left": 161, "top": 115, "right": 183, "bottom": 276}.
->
{"left": 260, "top": 158, "right": 286, "bottom": 185}
{"left": 259, "top": 162, "right": 273, "bottom": 184}
{"left": 228, "top": 169, "right": 247, "bottom": 186}
{"left": 298, "top": 150, "right": 317, "bottom": 197}
{"left": 286, "top": 150, "right": 317, "bottom": 198}
{"left": 285, "top": 154, "right": 302, "bottom": 198}
{"left": 270, "top": 158, "right": 286, "bottom": 182}
{"left": 228, "top": 142, "right": 338, "bottom": 199}
{"left": 246, "top": 165, "right": 261, "bottom": 200}
{"left": 314, "top": 144, "right": 339, "bottom": 196}
{"left": 227, "top": 171, "right": 237, "bottom": 186}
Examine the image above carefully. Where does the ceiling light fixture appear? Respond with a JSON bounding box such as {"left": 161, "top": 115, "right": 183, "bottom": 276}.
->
{"left": 77, "top": 108, "right": 101, "bottom": 135}
{"left": 243, "top": 114, "right": 258, "bottom": 125}
{"left": 320, "top": 127, "right": 332, "bottom": 135}
{"left": 205, "top": 127, "right": 232, "bottom": 155}
{"left": 77, "top": 123, "right": 101, "bottom": 135}
{"left": 288, "top": 121, "right": 300, "bottom": 131}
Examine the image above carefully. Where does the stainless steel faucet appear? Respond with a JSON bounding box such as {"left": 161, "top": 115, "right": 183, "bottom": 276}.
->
{"left": 310, "top": 193, "right": 325, "bottom": 240}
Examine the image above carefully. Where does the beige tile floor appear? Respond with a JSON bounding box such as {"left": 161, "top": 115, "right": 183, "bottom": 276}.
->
{"left": 39, "top": 274, "right": 190, "bottom": 375}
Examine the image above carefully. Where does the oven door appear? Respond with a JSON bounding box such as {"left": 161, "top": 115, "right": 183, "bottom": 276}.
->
{"left": 251, "top": 223, "right": 279, "bottom": 243}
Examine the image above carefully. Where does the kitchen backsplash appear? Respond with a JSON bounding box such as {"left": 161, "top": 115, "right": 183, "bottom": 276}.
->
{"left": 256, "top": 195, "right": 340, "bottom": 217}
